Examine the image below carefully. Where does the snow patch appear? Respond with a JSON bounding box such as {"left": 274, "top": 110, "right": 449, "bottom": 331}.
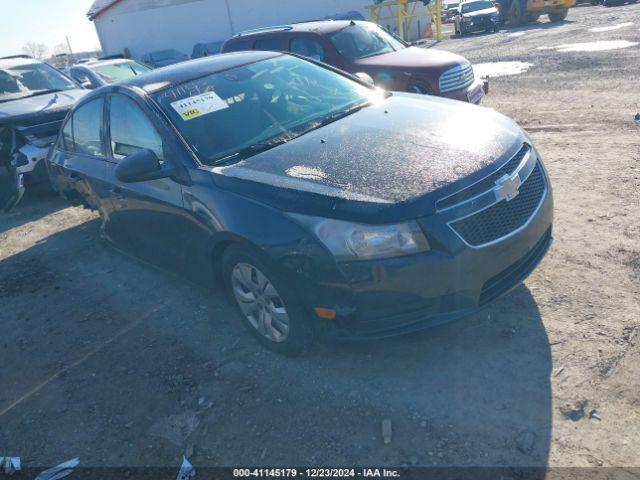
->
{"left": 553, "top": 40, "right": 639, "bottom": 52}
{"left": 508, "top": 31, "right": 527, "bottom": 37}
{"left": 285, "top": 166, "right": 328, "bottom": 181}
{"left": 473, "top": 61, "right": 534, "bottom": 78}
{"left": 589, "top": 22, "right": 633, "bottom": 33}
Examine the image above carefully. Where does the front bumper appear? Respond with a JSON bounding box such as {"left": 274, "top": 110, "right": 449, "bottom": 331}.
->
{"left": 441, "top": 78, "right": 488, "bottom": 104}
{"left": 461, "top": 16, "right": 500, "bottom": 33}
{"left": 295, "top": 155, "right": 554, "bottom": 339}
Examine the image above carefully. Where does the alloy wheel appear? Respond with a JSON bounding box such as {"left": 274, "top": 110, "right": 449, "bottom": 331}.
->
{"left": 231, "top": 262, "right": 290, "bottom": 342}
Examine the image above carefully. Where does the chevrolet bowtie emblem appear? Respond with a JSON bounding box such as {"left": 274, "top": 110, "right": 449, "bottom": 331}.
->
{"left": 495, "top": 173, "right": 521, "bottom": 202}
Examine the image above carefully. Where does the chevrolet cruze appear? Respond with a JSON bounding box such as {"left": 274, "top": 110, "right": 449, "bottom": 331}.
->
{"left": 48, "top": 52, "right": 553, "bottom": 354}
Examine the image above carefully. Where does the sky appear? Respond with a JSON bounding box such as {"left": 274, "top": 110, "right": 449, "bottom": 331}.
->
{"left": 0, "top": 0, "right": 101, "bottom": 57}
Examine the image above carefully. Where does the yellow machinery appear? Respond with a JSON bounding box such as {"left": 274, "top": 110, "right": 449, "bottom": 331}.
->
{"left": 367, "top": 0, "right": 444, "bottom": 42}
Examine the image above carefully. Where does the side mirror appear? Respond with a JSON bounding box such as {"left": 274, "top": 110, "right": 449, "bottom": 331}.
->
{"left": 115, "top": 149, "right": 165, "bottom": 183}
{"left": 354, "top": 72, "right": 375, "bottom": 86}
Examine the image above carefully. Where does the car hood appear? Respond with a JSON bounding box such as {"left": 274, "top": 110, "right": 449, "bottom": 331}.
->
{"left": 0, "top": 89, "right": 87, "bottom": 126}
{"left": 354, "top": 46, "right": 467, "bottom": 72}
{"left": 463, "top": 7, "right": 498, "bottom": 17}
{"left": 211, "top": 93, "right": 526, "bottom": 223}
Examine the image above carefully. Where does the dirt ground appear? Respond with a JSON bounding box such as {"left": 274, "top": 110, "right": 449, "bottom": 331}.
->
{"left": 1, "top": 4, "right": 639, "bottom": 471}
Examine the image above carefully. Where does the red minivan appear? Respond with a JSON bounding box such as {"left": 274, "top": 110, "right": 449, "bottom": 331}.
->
{"left": 221, "top": 20, "right": 487, "bottom": 104}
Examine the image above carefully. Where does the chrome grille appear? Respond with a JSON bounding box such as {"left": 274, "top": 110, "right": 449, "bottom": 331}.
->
{"left": 450, "top": 162, "right": 546, "bottom": 246}
{"left": 438, "top": 145, "right": 530, "bottom": 210}
{"left": 439, "top": 63, "right": 474, "bottom": 93}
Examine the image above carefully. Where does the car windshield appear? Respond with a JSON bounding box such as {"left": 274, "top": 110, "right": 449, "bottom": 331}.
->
{"left": 152, "top": 50, "right": 180, "bottom": 61}
{"left": 0, "top": 61, "right": 77, "bottom": 103}
{"left": 461, "top": 1, "right": 494, "bottom": 13}
{"left": 328, "top": 23, "right": 406, "bottom": 60}
{"left": 91, "top": 61, "right": 151, "bottom": 83}
{"left": 154, "top": 54, "right": 385, "bottom": 165}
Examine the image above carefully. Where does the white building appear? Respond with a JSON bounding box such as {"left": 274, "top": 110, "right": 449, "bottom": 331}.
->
{"left": 87, "top": 0, "right": 388, "bottom": 60}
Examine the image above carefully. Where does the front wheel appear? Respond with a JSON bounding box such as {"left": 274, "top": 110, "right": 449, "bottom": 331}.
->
{"left": 548, "top": 8, "right": 568, "bottom": 21}
{"left": 509, "top": 0, "right": 526, "bottom": 25}
{"left": 222, "top": 245, "right": 314, "bottom": 355}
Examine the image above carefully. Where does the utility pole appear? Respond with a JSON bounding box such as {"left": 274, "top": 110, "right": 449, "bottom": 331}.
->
{"left": 65, "top": 36, "right": 75, "bottom": 65}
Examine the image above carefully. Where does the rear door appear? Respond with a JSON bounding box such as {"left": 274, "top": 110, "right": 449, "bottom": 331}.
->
{"left": 48, "top": 96, "right": 110, "bottom": 212}
{"left": 103, "top": 92, "right": 189, "bottom": 269}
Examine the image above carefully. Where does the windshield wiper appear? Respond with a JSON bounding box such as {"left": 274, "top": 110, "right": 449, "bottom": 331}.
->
{"left": 9, "top": 89, "right": 64, "bottom": 101}
{"left": 210, "top": 103, "right": 371, "bottom": 166}
{"left": 210, "top": 134, "right": 294, "bottom": 166}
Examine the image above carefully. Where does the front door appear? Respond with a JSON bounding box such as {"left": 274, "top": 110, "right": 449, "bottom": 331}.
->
{"left": 103, "top": 93, "right": 188, "bottom": 270}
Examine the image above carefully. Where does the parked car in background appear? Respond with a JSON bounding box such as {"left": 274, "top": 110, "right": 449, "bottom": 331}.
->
{"left": 0, "top": 55, "right": 86, "bottom": 190}
{"left": 48, "top": 51, "right": 552, "bottom": 354}
{"left": 602, "top": 0, "right": 637, "bottom": 6}
{"left": 221, "top": 21, "right": 487, "bottom": 104}
{"left": 454, "top": 0, "right": 501, "bottom": 35}
{"left": 442, "top": 2, "right": 460, "bottom": 22}
{"left": 140, "top": 49, "right": 189, "bottom": 68}
{"left": 192, "top": 41, "right": 224, "bottom": 59}
{"left": 324, "top": 10, "right": 366, "bottom": 20}
{"left": 65, "top": 59, "right": 151, "bottom": 89}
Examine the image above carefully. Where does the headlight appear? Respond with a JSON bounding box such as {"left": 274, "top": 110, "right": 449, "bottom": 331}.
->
{"left": 289, "top": 213, "right": 430, "bottom": 260}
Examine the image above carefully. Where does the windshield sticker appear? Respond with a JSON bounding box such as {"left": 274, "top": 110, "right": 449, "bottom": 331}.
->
{"left": 170, "top": 91, "right": 228, "bottom": 121}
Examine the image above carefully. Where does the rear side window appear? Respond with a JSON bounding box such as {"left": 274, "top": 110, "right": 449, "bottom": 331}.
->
{"left": 253, "top": 38, "right": 283, "bottom": 51}
{"left": 72, "top": 98, "right": 105, "bottom": 157}
{"left": 224, "top": 40, "right": 250, "bottom": 52}
{"left": 290, "top": 37, "right": 326, "bottom": 61}
{"left": 109, "top": 94, "right": 164, "bottom": 162}
{"left": 60, "top": 116, "right": 74, "bottom": 151}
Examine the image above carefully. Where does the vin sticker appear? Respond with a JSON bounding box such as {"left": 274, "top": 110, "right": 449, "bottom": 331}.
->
{"left": 170, "top": 91, "right": 228, "bottom": 121}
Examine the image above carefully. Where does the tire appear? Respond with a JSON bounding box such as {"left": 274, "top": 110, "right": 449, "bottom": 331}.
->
{"left": 221, "top": 245, "right": 314, "bottom": 355}
{"left": 494, "top": 25, "right": 500, "bottom": 32}
{"left": 509, "top": 0, "right": 527, "bottom": 25}
{"left": 548, "top": 8, "right": 568, "bottom": 21}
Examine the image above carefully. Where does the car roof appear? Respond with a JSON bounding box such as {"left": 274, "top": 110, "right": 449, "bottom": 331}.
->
{"left": 232, "top": 19, "right": 371, "bottom": 39}
{"left": 122, "top": 51, "right": 281, "bottom": 93}
{"left": 0, "top": 56, "right": 39, "bottom": 68}
{"left": 82, "top": 58, "right": 136, "bottom": 67}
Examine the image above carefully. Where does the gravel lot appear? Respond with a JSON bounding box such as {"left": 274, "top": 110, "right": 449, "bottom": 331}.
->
{"left": 1, "top": 4, "right": 639, "bottom": 470}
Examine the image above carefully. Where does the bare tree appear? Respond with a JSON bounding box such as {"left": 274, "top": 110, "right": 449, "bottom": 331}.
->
{"left": 22, "top": 42, "right": 49, "bottom": 60}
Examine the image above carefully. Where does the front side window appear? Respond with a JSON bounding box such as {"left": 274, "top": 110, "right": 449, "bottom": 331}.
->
{"left": 290, "top": 37, "right": 326, "bottom": 61}
{"left": 72, "top": 98, "right": 104, "bottom": 157}
{"left": 253, "top": 38, "right": 284, "bottom": 51}
{"left": 153, "top": 54, "right": 385, "bottom": 165}
{"left": 224, "top": 40, "right": 250, "bottom": 52}
{"left": 109, "top": 94, "right": 164, "bottom": 161}
{"left": 61, "top": 116, "right": 74, "bottom": 151}
{"left": 0, "top": 62, "right": 78, "bottom": 103}
{"left": 328, "top": 23, "right": 406, "bottom": 60}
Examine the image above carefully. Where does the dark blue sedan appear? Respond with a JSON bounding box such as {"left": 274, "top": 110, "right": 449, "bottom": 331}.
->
{"left": 48, "top": 51, "right": 553, "bottom": 354}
